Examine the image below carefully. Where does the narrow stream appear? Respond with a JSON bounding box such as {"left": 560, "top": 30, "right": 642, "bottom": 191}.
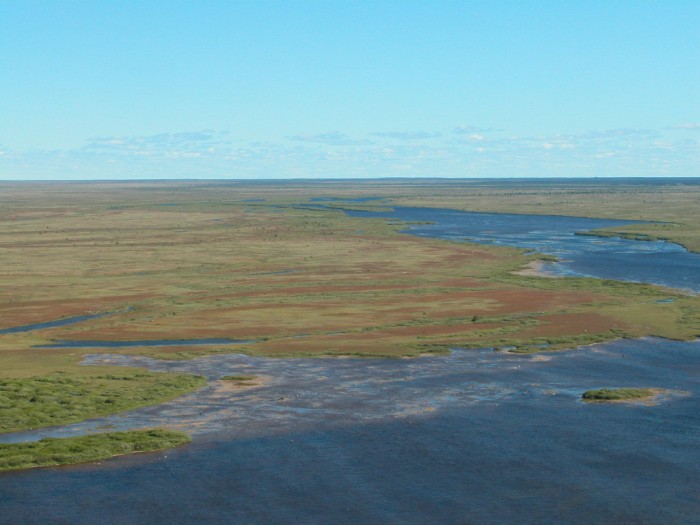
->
{"left": 0, "top": 309, "right": 130, "bottom": 335}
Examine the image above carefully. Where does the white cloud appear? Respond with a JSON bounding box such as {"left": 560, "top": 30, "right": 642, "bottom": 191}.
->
{"left": 453, "top": 125, "right": 494, "bottom": 134}
{"left": 2, "top": 125, "right": 699, "bottom": 180}
{"left": 285, "top": 131, "right": 373, "bottom": 146}
{"left": 371, "top": 131, "right": 441, "bottom": 140}
{"left": 84, "top": 130, "right": 231, "bottom": 154}
{"left": 666, "top": 123, "right": 700, "bottom": 131}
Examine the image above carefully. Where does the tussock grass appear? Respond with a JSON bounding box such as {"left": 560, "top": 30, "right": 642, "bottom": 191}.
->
{"left": 0, "top": 428, "right": 190, "bottom": 472}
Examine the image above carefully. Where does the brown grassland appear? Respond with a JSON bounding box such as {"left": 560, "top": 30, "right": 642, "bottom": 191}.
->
{"left": 0, "top": 179, "right": 699, "bottom": 441}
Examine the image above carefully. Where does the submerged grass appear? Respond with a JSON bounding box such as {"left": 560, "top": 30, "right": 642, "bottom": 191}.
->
{"left": 0, "top": 428, "right": 190, "bottom": 472}
{"left": 0, "top": 372, "right": 206, "bottom": 434}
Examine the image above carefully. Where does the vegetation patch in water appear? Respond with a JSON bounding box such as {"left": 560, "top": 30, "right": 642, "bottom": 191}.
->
{"left": 220, "top": 375, "right": 256, "bottom": 381}
{"left": 0, "top": 372, "right": 206, "bottom": 434}
{"left": 0, "top": 428, "right": 190, "bottom": 472}
{"left": 582, "top": 388, "right": 656, "bottom": 402}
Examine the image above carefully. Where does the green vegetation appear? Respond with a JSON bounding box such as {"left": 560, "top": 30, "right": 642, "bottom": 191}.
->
{"left": 0, "top": 372, "right": 206, "bottom": 434}
{"left": 0, "top": 179, "right": 698, "bottom": 435}
{"left": 220, "top": 375, "right": 256, "bottom": 381}
{"left": 575, "top": 230, "right": 657, "bottom": 242}
{"left": 582, "top": 388, "right": 656, "bottom": 401}
{"left": 0, "top": 429, "right": 190, "bottom": 472}
{"left": 504, "top": 333, "right": 618, "bottom": 354}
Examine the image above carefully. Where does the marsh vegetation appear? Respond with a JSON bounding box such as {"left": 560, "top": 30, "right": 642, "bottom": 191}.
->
{"left": 0, "top": 372, "right": 205, "bottom": 434}
{"left": 582, "top": 388, "right": 658, "bottom": 402}
{"left": 0, "top": 179, "right": 698, "bottom": 469}
{"left": 220, "top": 375, "right": 256, "bottom": 381}
{"left": 0, "top": 429, "right": 190, "bottom": 472}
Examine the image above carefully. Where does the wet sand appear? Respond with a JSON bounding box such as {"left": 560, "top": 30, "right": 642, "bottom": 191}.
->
{"left": 512, "top": 260, "right": 558, "bottom": 277}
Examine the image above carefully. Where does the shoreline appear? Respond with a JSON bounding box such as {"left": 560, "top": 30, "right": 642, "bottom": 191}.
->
{"left": 512, "top": 260, "right": 558, "bottom": 278}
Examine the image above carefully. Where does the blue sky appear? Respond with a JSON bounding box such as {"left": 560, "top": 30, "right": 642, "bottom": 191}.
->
{"left": 1, "top": 0, "right": 699, "bottom": 179}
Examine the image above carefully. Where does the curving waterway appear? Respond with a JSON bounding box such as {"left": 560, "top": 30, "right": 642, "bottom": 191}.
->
{"left": 345, "top": 206, "right": 700, "bottom": 293}
{"left": 1, "top": 207, "right": 699, "bottom": 525}
{"left": 0, "top": 308, "right": 132, "bottom": 335}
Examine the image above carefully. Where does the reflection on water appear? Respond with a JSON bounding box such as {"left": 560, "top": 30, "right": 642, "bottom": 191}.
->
{"left": 1, "top": 338, "right": 699, "bottom": 524}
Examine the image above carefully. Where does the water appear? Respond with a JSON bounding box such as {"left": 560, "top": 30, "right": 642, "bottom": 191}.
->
{"left": 1, "top": 339, "right": 698, "bottom": 523}
{"left": 344, "top": 207, "right": 700, "bottom": 292}
{"left": 1, "top": 206, "right": 699, "bottom": 524}
{"left": 310, "top": 196, "right": 386, "bottom": 203}
{"left": 0, "top": 309, "right": 128, "bottom": 335}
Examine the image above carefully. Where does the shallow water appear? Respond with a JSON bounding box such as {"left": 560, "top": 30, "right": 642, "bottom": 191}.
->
{"left": 1, "top": 338, "right": 699, "bottom": 523}
{"left": 345, "top": 207, "right": 700, "bottom": 292}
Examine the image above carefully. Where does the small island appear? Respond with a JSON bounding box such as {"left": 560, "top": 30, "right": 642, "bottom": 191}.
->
{"left": 216, "top": 375, "right": 267, "bottom": 392}
{"left": 582, "top": 388, "right": 659, "bottom": 402}
{"left": 220, "top": 375, "right": 256, "bottom": 382}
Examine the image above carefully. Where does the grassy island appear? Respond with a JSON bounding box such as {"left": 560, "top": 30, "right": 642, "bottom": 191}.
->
{"left": 0, "top": 429, "right": 190, "bottom": 472}
{"left": 220, "top": 375, "right": 256, "bottom": 381}
{"left": 582, "top": 388, "right": 657, "bottom": 402}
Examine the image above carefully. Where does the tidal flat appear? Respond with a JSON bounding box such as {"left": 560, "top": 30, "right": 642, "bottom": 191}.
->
{"left": 2, "top": 338, "right": 699, "bottom": 524}
{"left": 0, "top": 179, "right": 699, "bottom": 523}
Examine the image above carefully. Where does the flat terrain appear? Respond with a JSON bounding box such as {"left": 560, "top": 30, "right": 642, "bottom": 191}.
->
{"left": 0, "top": 179, "right": 699, "bottom": 445}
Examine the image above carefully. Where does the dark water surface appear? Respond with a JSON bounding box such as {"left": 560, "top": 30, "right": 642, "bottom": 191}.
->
{"left": 1, "top": 339, "right": 699, "bottom": 524}
{"left": 345, "top": 207, "right": 700, "bottom": 292}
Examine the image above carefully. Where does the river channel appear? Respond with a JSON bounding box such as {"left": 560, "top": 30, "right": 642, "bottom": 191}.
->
{"left": 1, "top": 207, "right": 698, "bottom": 524}
{"left": 345, "top": 206, "right": 700, "bottom": 293}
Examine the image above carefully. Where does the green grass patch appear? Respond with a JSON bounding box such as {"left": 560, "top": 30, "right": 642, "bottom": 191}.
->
{"left": 582, "top": 388, "right": 655, "bottom": 401}
{"left": 506, "top": 332, "right": 619, "bottom": 354}
{"left": 220, "top": 375, "right": 256, "bottom": 381}
{"left": 0, "top": 428, "right": 190, "bottom": 472}
{"left": 0, "top": 372, "right": 206, "bottom": 434}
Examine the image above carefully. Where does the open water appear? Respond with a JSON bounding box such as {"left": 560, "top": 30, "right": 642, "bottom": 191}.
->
{"left": 345, "top": 206, "right": 700, "bottom": 293}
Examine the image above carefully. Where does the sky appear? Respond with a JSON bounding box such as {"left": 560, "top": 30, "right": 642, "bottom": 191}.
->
{"left": 1, "top": 0, "right": 699, "bottom": 180}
